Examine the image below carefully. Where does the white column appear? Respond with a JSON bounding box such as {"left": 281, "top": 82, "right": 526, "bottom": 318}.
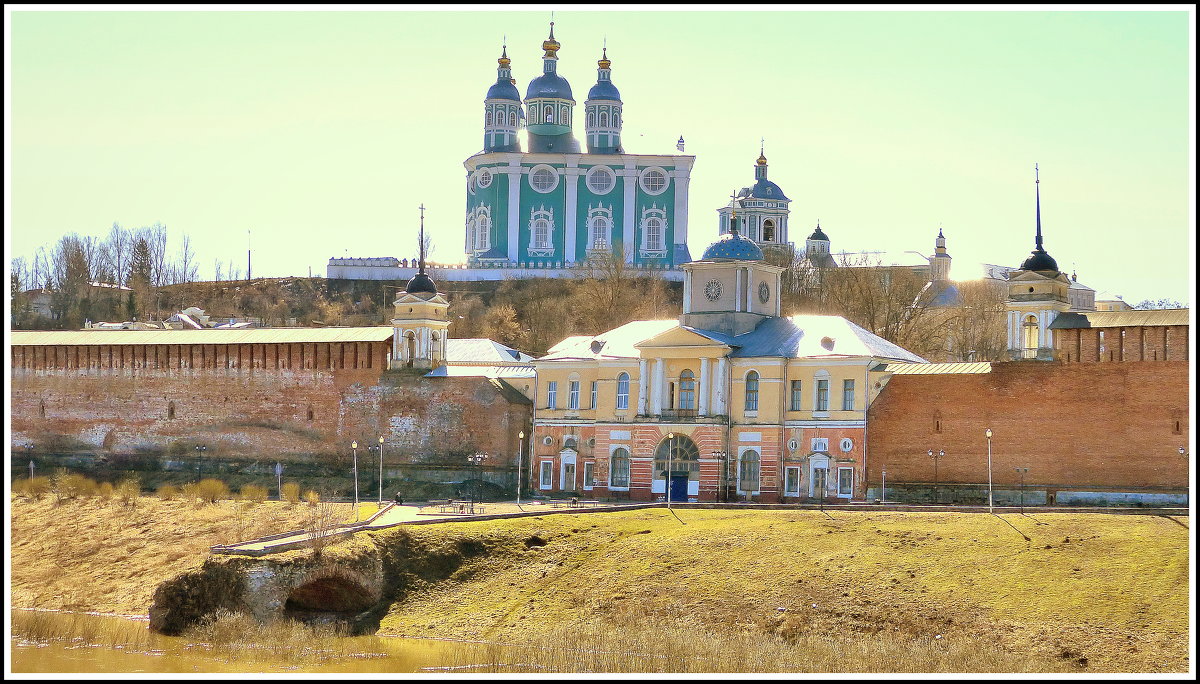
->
{"left": 682, "top": 270, "right": 692, "bottom": 314}
{"left": 652, "top": 358, "right": 665, "bottom": 414}
{"left": 507, "top": 163, "right": 522, "bottom": 263}
{"left": 698, "top": 357, "right": 710, "bottom": 416}
{"left": 638, "top": 358, "right": 649, "bottom": 415}
{"left": 623, "top": 163, "right": 637, "bottom": 263}
{"left": 714, "top": 357, "right": 728, "bottom": 415}
{"left": 735, "top": 269, "right": 744, "bottom": 312}
{"left": 1038, "top": 309, "right": 1048, "bottom": 350}
{"left": 673, "top": 169, "right": 690, "bottom": 259}
{"left": 564, "top": 162, "right": 579, "bottom": 263}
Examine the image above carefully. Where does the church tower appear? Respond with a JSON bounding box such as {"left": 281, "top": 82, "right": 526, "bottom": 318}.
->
{"left": 716, "top": 148, "right": 791, "bottom": 247}
{"left": 524, "top": 22, "right": 578, "bottom": 154}
{"left": 483, "top": 44, "right": 522, "bottom": 153}
{"left": 584, "top": 45, "right": 623, "bottom": 154}
{"left": 391, "top": 206, "right": 450, "bottom": 370}
{"left": 930, "top": 228, "right": 951, "bottom": 282}
{"left": 1005, "top": 165, "right": 1071, "bottom": 361}
{"left": 681, "top": 226, "right": 784, "bottom": 336}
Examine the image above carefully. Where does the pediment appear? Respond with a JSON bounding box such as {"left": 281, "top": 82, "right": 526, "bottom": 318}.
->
{"left": 634, "top": 325, "right": 732, "bottom": 350}
{"left": 393, "top": 292, "right": 448, "bottom": 306}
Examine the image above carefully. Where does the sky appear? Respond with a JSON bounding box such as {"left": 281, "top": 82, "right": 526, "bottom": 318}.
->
{"left": 5, "top": 7, "right": 1195, "bottom": 305}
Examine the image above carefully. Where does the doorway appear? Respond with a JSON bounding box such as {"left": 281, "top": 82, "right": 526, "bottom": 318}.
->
{"left": 669, "top": 474, "right": 688, "bottom": 502}
{"left": 811, "top": 467, "right": 828, "bottom": 499}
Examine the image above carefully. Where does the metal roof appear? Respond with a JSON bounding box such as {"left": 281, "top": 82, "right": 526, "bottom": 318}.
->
{"left": 10, "top": 326, "right": 395, "bottom": 346}
{"left": 425, "top": 365, "right": 536, "bottom": 379}
{"left": 445, "top": 338, "right": 533, "bottom": 365}
{"left": 1049, "top": 309, "right": 1190, "bottom": 330}
{"left": 883, "top": 362, "right": 993, "bottom": 375}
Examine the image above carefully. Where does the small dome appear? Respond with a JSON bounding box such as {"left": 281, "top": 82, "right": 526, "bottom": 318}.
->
{"left": 808, "top": 225, "right": 829, "bottom": 241}
{"left": 749, "top": 178, "right": 789, "bottom": 200}
{"left": 1020, "top": 249, "right": 1059, "bottom": 272}
{"left": 756, "top": 153, "right": 768, "bottom": 166}
{"left": 587, "top": 80, "right": 621, "bottom": 101}
{"left": 701, "top": 231, "right": 764, "bottom": 261}
{"left": 404, "top": 272, "right": 438, "bottom": 295}
{"left": 526, "top": 72, "right": 574, "bottom": 101}
{"left": 487, "top": 79, "right": 521, "bottom": 101}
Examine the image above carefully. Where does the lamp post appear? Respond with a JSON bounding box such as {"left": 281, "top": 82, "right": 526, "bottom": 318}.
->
{"left": 195, "top": 445, "right": 207, "bottom": 482}
{"left": 1180, "top": 446, "right": 1187, "bottom": 458}
{"left": 984, "top": 428, "right": 994, "bottom": 514}
{"left": 377, "top": 436, "right": 385, "bottom": 506}
{"left": 351, "top": 440, "right": 359, "bottom": 522}
{"left": 713, "top": 451, "right": 726, "bottom": 503}
{"left": 275, "top": 462, "right": 283, "bottom": 500}
{"left": 468, "top": 452, "right": 487, "bottom": 505}
{"left": 665, "top": 432, "right": 675, "bottom": 509}
{"left": 1014, "top": 467, "right": 1029, "bottom": 513}
{"left": 517, "top": 431, "right": 525, "bottom": 506}
{"left": 29, "top": 460, "right": 35, "bottom": 480}
{"left": 880, "top": 465, "right": 887, "bottom": 505}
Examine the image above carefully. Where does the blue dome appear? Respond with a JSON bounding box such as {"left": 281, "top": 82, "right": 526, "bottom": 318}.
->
{"left": 526, "top": 72, "right": 574, "bottom": 100}
{"left": 587, "top": 80, "right": 621, "bottom": 101}
{"left": 486, "top": 79, "right": 520, "bottom": 101}
{"left": 701, "top": 232, "right": 764, "bottom": 261}
{"left": 1020, "top": 249, "right": 1059, "bottom": 272}
{"left": 749, "top": 178, "right": 789, "bottom": 201}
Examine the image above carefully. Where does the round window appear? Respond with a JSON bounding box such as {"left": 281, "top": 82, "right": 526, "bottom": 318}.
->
{"left": 529, "top": 166, "right": 559, "bottom": 193}
{"left": 477, "top": 168, "right": 492, "bottom": 188}
{"left": 639, "top": 167, "right": 669, "bottom": 195}
{"left": 840, "top": 438, "right": 854, "bottom": 452}
{"left": 586, "top": 166, "right": 615, "bottom": 195}
{"left": 542, "top": 435, "right": 555, "bottom": 446}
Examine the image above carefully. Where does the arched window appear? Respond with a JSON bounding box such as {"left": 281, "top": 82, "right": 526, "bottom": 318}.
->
{"left": 644, "top": 217, "right": 664, "bottom": 251}
{"left": 1023, "top": 314, "right": 1039, "bottom": 358}
{"left": 763, "top": 219, "right": 776, "bottom": 242}
{"left": 653, "top": 434, "right": 701, "bottom": 479}
{"left": 745, "top": 371, "right": 760, "bottom": 412}
{"left": 589, "top": 214, "right": 610, "bottom": 250}
{"left": 587, "top": 111, "right": 595, "bottom": 127}
{"left": 678, "top": 370, "right": 695, "bottom": 411}
{"left": 533, "top": 218, "right": 551, "bottom": 249}
{"left": 485, "top": 110, "right": 493, "bottom": 126}
{"left": 544, "top": 104, "right": 553, "bottom": 122}
{"left": 739, "top": 450, "right": 761, "bottom": 492}
{"left": 466, "top": 217, "right": 477, "bottom": 253}
{"left": 476, "top": 213, "right": 491, "bottom": 251}
{"left": 560, "top": 106, "right": 568, "bottom": 123}
{"left": 509, "top": 111, "right": 517, "bottom": 127}
{"left": 599, "top": 111, "right": 608, "bottom": 127}
{"left": 610, "top": 448, "right": 631, "bottom": 488}
{"left": 615, "top": 372, "right": 630, "bottom": 410}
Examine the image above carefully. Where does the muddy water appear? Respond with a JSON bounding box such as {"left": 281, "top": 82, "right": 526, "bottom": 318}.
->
{"left": 10, "top": 610, "right": 486, "bottom": 674}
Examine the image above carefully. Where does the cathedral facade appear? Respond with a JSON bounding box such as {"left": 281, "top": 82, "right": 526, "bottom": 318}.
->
{"left": 463, "top": 25, "right": 695, "bottom": 270}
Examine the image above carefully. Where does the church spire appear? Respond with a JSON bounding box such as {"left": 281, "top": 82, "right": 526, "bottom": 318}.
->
{"left": 1035, "top": 163, "right": 1043, "bottom": 251}
{"left": 418, "top": 203, "right": 427, "bottom": 275}
{"left": 1018, "top": 163, "right": 1060, "bottom": 272}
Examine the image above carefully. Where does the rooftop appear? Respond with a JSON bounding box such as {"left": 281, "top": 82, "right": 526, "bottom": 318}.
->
{"left": 10, "top": 326, "right": 395, "bottom": 347}
{"left": 1048, "top": 309, "right": 1191, "bottom": 329}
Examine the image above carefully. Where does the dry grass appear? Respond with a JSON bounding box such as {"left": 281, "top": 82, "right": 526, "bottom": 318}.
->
{"left": 372, "top": 509, "right": 1189, "bottom": 673}
{"left": 8, "top": 495, "right": 348, "bottom": 615}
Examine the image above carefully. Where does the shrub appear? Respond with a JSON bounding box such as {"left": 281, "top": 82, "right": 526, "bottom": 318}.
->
{"left": 282, "top": 482, "right": 301, "bottom": 505}
{"left": 196, "top": 478, "right": 229, "bottom": 504}
{"left": 181, "top": 482, "right": 200, "bottom": 503}
{"left": 51, "top": 469, "right": 97, "bottom": 504}
{"left": 117, "top": 477, "right": 141, "bottom": 507}
{"left": 305, "top": 490, "right": 320, "bottom": 507}
{"left": 97, "top": 481, "right": 115, "bottom": 502}
{"left": 13, "top": 477, "right": 51, "bottom": 499}
{"left": 240, "top": 484, "right": 269, "bottom": 504}
{"left": 157, "top": 484, "right": 179, "bottom": 501}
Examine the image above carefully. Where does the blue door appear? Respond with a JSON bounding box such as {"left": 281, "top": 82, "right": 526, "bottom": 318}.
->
{"left": 669, "top": 475, "right": 689, "bottom": 502}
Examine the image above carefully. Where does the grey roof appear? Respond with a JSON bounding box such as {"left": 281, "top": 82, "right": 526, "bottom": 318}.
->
{"left": 425, "top": 365, "right": 536, "bottom": 379}
{"left": 445, "top": 338, "right": 533, "bottom": 365}
{"left": 1049, "top": 309, "right": 1190, "bottom": 329}
{"left": 804, "top": 252, "right": 839, "bottom": 269}
{"left": 540, "top": 320, "right": 677, "bottom": 360}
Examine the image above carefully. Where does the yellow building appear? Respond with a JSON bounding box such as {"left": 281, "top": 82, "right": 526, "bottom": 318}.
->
{"left": 531, "top": 228, "right": 926, "bottom": 503}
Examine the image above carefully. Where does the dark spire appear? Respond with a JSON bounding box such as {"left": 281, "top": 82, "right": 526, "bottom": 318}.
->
{"left": 1019, "top": 163, "right": 1060, "bottom": 272}
{"left": 418, "top": 203, "right": 426, "bottom": 275}
{"left": 1035, "top": 163, "right": 1043, "bottom": 251}
{"left": 404, "top": 204, "right": 438, "bottom": 295}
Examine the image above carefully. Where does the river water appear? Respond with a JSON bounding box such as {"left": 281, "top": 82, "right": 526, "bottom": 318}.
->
{"left": 10, "top": 609, "right": 490, "bottom": 674}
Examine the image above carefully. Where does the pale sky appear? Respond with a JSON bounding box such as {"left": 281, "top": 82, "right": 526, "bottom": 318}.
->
{"left": 6, "top": 7, "right": 1195, "bottom": 305}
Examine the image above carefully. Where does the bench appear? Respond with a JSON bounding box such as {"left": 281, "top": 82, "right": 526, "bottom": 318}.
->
{"left": 578, "top": 500, "right": 602, "bottom": 508}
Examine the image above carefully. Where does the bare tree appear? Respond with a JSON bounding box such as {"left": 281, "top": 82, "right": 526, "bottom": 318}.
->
{"left": 104, "top": 222, "right": 131, "bottom": 287}
{"left": 174, "top": 233, "right": 198, "bottom": 284}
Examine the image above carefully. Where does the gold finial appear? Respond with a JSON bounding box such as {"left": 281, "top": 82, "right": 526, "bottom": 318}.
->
{"left": 598, "top": 43, "right": 611, "bottom": 70}
{"left": 498, "top": 41, "right": 510, "bottom": 67}
{"left": 542, "top": 20, "right": 560, "bottom": 57}
{"left": 757, "top": 138, "right": 767, "bottom": 165}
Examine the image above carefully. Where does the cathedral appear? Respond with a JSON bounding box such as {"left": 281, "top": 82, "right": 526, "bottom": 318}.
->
{"left": 463, "top": 24, "right": 695, "bottom": 270}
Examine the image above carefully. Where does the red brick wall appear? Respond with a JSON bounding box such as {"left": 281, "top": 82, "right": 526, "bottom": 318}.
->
{"left": 866, "top": 361, "right": 1189, "bottom": 492}
{"left": 10, "top": 364, "right": 530, "bottom": 467}
{"left": 1058, "top": 324, "right": 1189, "bottom": 363}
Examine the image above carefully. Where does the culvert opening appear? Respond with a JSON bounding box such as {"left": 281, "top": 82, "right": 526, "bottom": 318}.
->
{"left": 283, "top": 576, "right": 376, "bottom": 626}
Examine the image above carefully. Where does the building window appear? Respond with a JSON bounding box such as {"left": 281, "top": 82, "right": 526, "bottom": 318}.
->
{"left": 540, "top": 461, "right": 554, "bottom": 488}
{"left": 763, "top": 219, "right": 776, "bottom": 242}
{"left": 837, "top": 467, "right": 854, "bottom": 497}
{"left": 509, "top": 111, "right": 517, "bottom": 127}
{"left": 547, "top": 381, "right": 558, "bottom": 409}
{"left": 529, "top": 207, "right": 555, "bottom": 255}
{"left": 590, "top": 380, "right": 598, "bottom": 409}
{"left": 477, "top": 169, "right": 492, "bottom": 188}
{"left": 616, "top": 372, "right": 630, "bottom": 410}
{"left": 812, "top": 437, "right": 829, "bottom": 452}
{"left": 1023, "top": 315, "right": 1039, "bottom": 358}
{"left": 745, "top": 371, "right": 759, "bottom": 412}
{"left": 585, "top": 166, "right": 615, "bottom": 195}
{"left": 599, "top": 111, "right": 608, "bottom": 127}
{"left": 843, "top": 379, "right": 855, "bottom": 411}
{"left": 588, "top": 209, "right": 611, "bottom": 250}
{"left": 529, "top": 165, "right": 559, "bottom": 193}
{"left": 640, "top": 207, "right": 668, "bottom": 256}
{"left": 587, "top": 111, "right": 595, "bottom": 127}
{"left": 790, "top": 380, "right": 802, "bottom": 411}
{"left": 583, "top": 462, "right": 595, "bottom": 488}
{"left": 568, "top": 380, "right": 580, "bottom": 410}
{"left": 610, "top": 448, "right": 630, "bottom": 488}
{"left": 816, "top": 379, "right": 829, "bottom": 412}
{"left": 678, "top": 370, "right": 695, "bottom": 410}
{"left": 639, "top": 167, "right": 670, "bottom": 195}
{"left": 784, "top": 466, "right": 801, "bottom": 496}
{"left": 739, "top": 450, "right": 760, "bottom": 493}
{"left": 543, "top": 104, "right": 553, "bottom": 122}
{"left": 485, "top": 110, "right": 493, "bottom": 126}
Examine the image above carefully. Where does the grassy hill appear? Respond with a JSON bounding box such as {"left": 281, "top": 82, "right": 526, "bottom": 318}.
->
{"left": 8, "top": 498, "right": 1189, "bottom": 673}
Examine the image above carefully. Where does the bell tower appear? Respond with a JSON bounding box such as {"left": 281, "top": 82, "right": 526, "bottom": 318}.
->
{"left": 391, "top": 205, "right": 450, "bottom": 370}
{"left": 1005, "top": 165, "right": 1071, "bottom": 361}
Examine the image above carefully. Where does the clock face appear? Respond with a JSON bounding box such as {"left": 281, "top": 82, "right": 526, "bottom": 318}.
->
{"left": 704, "top": 279, "right": 722, "bottom": 301}
{"left": 758, "top": 281, "right": 770, "bottom": 304}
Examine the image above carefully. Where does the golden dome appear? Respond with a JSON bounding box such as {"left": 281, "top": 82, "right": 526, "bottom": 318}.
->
{"left": 542, "top": 22, "right": 560, "bottom": 57}
{"left": 756, "top": 153, "right": 768, "bottom": 166}
{"left": 598, "top": 46, "right": 610, "bottom": 70}
{"left": 498, "top": 45, "right": 511, "bottom": 68}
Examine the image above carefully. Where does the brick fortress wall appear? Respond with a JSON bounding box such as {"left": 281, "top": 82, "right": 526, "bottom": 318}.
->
{"left": 866, "top": 360, "right": 1189, "bottom": 495}
{"left": 10, "top": 340, "right": 530, "bottom": 467}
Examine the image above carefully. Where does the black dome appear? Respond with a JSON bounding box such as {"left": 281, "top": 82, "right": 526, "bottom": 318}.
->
{"left": 808, "top": 226, "right": 829, "bottom": 241}
{"left": 1020, "top": 249, "right": 1059, "bottom": 272}
{"left": 404, "top": 272, "right": 438, "bottom": 295}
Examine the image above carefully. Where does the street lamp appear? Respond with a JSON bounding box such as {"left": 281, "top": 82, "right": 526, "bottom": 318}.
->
{"left": 28, "top": 460, "right": 35, "bottom": 480}
{"left": 1180, "top": 446, "right": 1187, "bottom": 457}
{"left": 517, "top": 431, "right": 525, "bottom": 506}
{"left": 468, "top": 452, "right": 487, "bottom": 504}
{"left": 351, "top": 440, "right": 359, "bottom": 522}
{"left": 377, "top": 436, "right": 385, "bottom": 506}
{"left": 713, "top": 451, "right": 727, "bottom": 503}
{"left": 1014, "top": 467, "right": 1029, "bottom": 513}
{"left": 984, "top": 428, "right": 994, "bottom": 514}
{"left": 880, "top": 465, "right": 887, "bottom": 505}
{"left": 195, "top": 445, "right": 207, "bottom": 482}
{"left": 665, "top": 433, "right": 675, "bottom": 509}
